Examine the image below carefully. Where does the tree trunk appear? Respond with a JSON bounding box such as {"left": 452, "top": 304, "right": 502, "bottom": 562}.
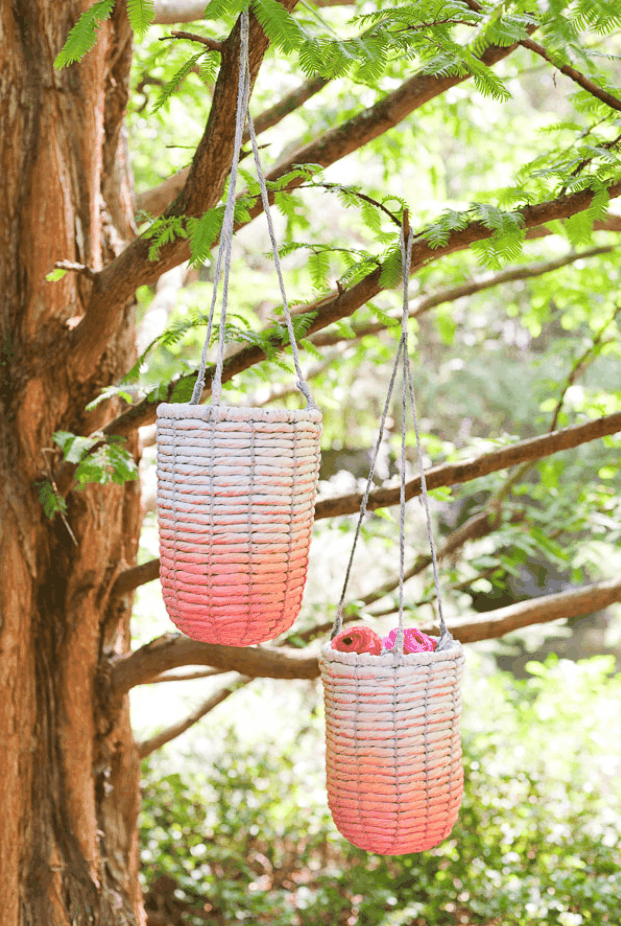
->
{"left": 0, "top": 3, "right": 145, "bottom": 923}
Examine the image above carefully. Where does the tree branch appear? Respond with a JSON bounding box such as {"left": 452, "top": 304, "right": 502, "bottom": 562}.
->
{"left": 111, "top": 634, "right": 320, "bottom": 695}
{"left": 110, "top": 410, "right": 621, "bottom": 599}
{"left": 289, "top": 508, "right": 526, "bottom": 645}
{"left": 520, "top": 37, "right": 621, "bottom": 113}
{"left": 136, "top": 675, "right": 251, "bottom": 758}
{"left": 143, "top": 667, "right": 228, "bottom": 684}
{"left": 112, "top": 558, "right": 160, "bottom": 598}
{"left": 91, "top": 178, "right": 621, "bottom": 454}
{"left": 136, "top": 73, "right": 330, "bottom": 217}
{"left": 165, "top": 30, "right": 224, "bottom": 53}
{"left": 111, "top": 576, "right": 621, "bottom": 692}
{"left": 69, "top": 1, "right": 299, "bottom": 382}
{"left": 434, "top": 576, "right": 621, "bottom": 644}
{"left": 311, "top": 245, "right": 616, "bottom": 347}
{"left": 74, "top": 18, "right": 538, "bottom": 381}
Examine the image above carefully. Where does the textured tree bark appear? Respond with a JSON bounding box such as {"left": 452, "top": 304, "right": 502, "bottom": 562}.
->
{"left": 0, "top": 3, "right": 145, "bottom": 924}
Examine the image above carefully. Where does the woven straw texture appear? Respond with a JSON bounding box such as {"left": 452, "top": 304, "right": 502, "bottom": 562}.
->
{"left": 156, "top": 403, "right": 322, "bottom": 646}
{"left": 319, "top": 640, "right": 464, "bottom": 854}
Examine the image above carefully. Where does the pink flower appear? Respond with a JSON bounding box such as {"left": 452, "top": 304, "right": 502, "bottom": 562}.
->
{"left": 382, "top": 627, "right": 437, "bottom": 654}
{"left": 331, "top": 625, "right": 383, "bottom": 655}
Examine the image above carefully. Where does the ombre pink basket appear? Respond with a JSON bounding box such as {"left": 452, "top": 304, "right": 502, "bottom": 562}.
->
{"left": 156, "top": 403, "right": 322, "bottom": 646}
{"left": 319, "top": 638, "right": 464, "bottom": 854}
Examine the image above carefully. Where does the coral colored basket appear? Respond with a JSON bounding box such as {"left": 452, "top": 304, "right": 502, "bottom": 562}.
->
{"left": 319, "top": 640, "right": 465, "bottom": 854}
{"left": 157, "top": 403, "right": 322, "bottom": 646}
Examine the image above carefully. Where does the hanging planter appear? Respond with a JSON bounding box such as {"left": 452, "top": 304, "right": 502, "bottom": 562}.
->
{"left": 157, "top": 404, "right": 321, "bottom": 645}
{"left": 319, "top": 636, "right": 464, "bottom": 855}
{"left": 155, "top": 13, "right": 321, "bottom": 646}
{"left": 319, "top": 219, "right": 465, "bottom": 853}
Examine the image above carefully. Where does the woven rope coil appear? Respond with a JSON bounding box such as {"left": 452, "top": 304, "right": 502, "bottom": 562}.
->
{"left": 319, "top": 640, "right": 464, "bottom": 854}
{"left": 157, "top": 403, "right": 322, "bottom": 645}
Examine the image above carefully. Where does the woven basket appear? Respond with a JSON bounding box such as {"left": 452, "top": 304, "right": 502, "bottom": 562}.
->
{"left": 319, "top": 639, "right": 464, "bottom": 854}
{"left": 156, "top": 403, "right": 322, "bottom": 646}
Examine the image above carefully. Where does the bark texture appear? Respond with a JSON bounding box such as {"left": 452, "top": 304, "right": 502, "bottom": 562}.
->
{"left": 0, "top": 3, "right": 144, "bottom": 924}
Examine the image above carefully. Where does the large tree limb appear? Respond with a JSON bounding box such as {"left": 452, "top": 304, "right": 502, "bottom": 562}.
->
{"left": 111, "top": 635, "right": 320, "bottom": 695}
{"left": 110, "top": 576, "right": 621, "bottom": 692}
{"left": 110, "top": 410, "right": 621, "bottom": 598}
{"left": 437, "top": 576, "right": 621, "bottom": 644}
{"left": 311, "top": 245, "right": 616, "bottom": 347}
{"left": 136, "top": 675, "right": 251, "bottom": 758}
{"left": 69, "top": 2, "right": 298, "bottom": 382}
{"left": 98, "top": 178, "right": 621, "bottom": 448}
{"left": 136, "top": 73, "right": 329, "bottom": 218}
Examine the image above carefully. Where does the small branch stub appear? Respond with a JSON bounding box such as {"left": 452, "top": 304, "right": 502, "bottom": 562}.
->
{"left": 164, "top": 30, "right": 224, "bottom": 52}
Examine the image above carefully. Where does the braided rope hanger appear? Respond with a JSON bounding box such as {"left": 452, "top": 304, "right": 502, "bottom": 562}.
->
{"left": 331, "top": 218, "right": 453, "bottom": 654}
{"left": 190, "top": 10, "right": 315, "bottom": 409}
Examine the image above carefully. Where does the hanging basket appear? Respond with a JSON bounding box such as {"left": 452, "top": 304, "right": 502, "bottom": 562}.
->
{"left": 319, "top": 638, "right": 464, "bottom": 855}
{"left": 157, "top": 403, "right": 322, "bottom": 646}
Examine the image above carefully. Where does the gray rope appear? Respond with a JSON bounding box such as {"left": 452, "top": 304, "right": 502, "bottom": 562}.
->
{"left": 330, "top": 222, "right": 451, "bottom": 652}
{"left": 247, "top": 99, "right": 315, "bottom": 407}
{"left": 190, "top": 13, "right": 250, "bottom": 405}
{"left": 331, "top": 336, "right": 404, "bottom": 640}
{"left": 405, "top": 354, "right": 452, "bottom": 648}
{"left": 191, "top": 10, "right": 314, "bottom": 407}
{"left": 399, "top": 225, "right": 452, "bottom": 650}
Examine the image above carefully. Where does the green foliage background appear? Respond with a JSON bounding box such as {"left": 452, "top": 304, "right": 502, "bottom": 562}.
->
{"left": 140, "top": 657, "right": 621, "bottom": 926}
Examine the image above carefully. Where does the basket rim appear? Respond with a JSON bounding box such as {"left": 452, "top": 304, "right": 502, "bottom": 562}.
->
{"left": 319, "top": 638, "right": 463, "bottom": 667}
{"left": 157, "top": 403, "right": 322, "bottom": 423}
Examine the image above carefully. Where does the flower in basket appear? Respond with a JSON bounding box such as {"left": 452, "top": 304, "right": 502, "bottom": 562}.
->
{"left": 331, "top": 625, "right": 382, "bottom": 655}
{"left": 383, "top": 627, "right": 437, "bottom": 654}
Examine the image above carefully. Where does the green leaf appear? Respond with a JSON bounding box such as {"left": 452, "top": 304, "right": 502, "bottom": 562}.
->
{"left": 253, "top": 0, "right": 305, "bottom": 54}
{"left": 203, "top": 0, "right": 249, "bottom": 21}
{"left": 379, "top": 244, "right": 404, "bottom": 290}
{"left": 308, "top": 249, "right": 330, "bottom": 290}
{"left": 37, "top": 480, "right": 67, "bottom": 520}
{"left": 154, "top": 52, "right": 206, "bottom": 112}
{"left": 85, "top": 386, "right": 136, "bottom": 412}
{"left": 46, "top": 268, "right": 67, "bottom": 282}
{"left": 54, "top": 0, "right": 115, "bottom": 68}
{"left": 188, "top": 206, "right": 224, "bottom": 267}
{"left": 126, "top": 0, "right": 155, "bottom": 36}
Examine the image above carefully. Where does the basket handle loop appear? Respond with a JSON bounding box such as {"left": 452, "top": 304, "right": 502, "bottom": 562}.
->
{"left": 331, "top": 214, "right": 452, "bottom": 653}
{"left": 190, "top": 11, "right": 315, "bottom": 409}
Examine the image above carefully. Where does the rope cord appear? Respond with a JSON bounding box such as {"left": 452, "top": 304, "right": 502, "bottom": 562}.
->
{"left": 331, "top": 336, "right": 405, "bottom": 640}
{"left": 398, "top": 226, "right": 452, "bottom": 651}
{"left": 190, "top": 14, "right": 250, "bottom": 405}
{"left": 330, "top": 221, "right": 452, "bottom": 652}
{"left": 247, "top": 100, "right": 315, "bottom": 407}
{"left": 191, "top": 11, "right": 314, "bottom": 407}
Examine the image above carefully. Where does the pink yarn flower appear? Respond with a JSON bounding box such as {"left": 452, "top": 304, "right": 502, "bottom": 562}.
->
{"left": 383, "top": 627, "right": 437, "bottom": 654}
{"left": 332, "top": 625, "right": 383, "bottom": 655}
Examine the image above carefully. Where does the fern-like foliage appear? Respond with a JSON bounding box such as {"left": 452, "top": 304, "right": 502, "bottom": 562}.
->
{"left": 126, "top": 0, "right": 155, "bottom": 36}
{"left": 54, "top": 0, "right": 114, "bottom": 68}
{"left": 153, "top": 52, "right": 210, "bottom": 112}
{"left": 144, "top": 216, "right": 189, "bottom": 261}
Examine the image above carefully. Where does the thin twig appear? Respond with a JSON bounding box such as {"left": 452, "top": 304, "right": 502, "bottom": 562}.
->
{"left": 163, "top": 30, "right": 224, "bottom": 52}
{"left": 40, "top": 450, "right": 78, "bottom": 545}
{"left": 54, "top": 260, "right": 97, "bottom": 281}
{"left": 137, "top": 676, "right": 251, "bottom": 757}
